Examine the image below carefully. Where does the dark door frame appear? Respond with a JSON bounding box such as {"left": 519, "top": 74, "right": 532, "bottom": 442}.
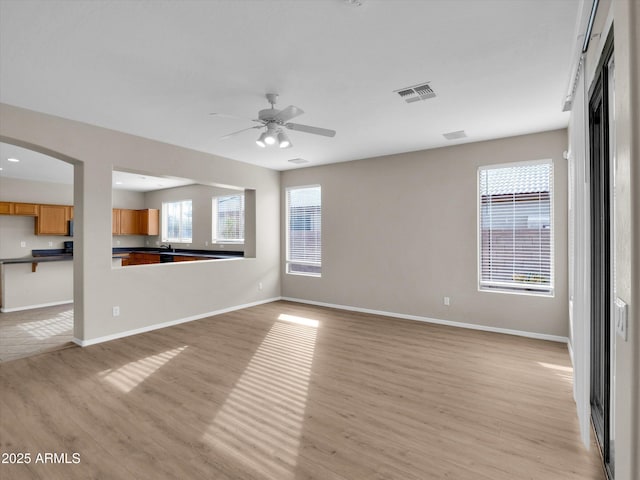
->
{"left": 588, "top": 28, "right": 614, "bottom": 479}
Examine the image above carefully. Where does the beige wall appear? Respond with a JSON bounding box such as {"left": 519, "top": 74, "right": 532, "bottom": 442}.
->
{"left": 282, "top": 129, "right": 569, "bottom": 338}
{"left": 0, "top": 103, "right": 281, "bottom": 343}
{"left": 568, "top": 0, "right": 639, "bottom": 477}
{"left": 611, "top": 1, "right": 639, "bottom": 477}
{"left": 143, "top": 183, "right": 245, "bottom": 253}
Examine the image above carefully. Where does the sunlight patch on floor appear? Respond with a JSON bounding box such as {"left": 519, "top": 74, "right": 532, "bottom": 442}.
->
{"left": 203, "top": 314, "right": 319, "bottom": 479}
{"left": 538, "top": 361, "right": 573, "bottom": 383}
{"left": 99, "top": 346, "right": 187, "bottom": 393}
{"left": 16, "top": 309, "right": 73, "bottom": 340}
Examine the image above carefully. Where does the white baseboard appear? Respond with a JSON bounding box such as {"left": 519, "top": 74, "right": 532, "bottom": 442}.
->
{"left": 73, "top": 297, "right": 281, "bottom": 347}
{"left": 281, "top": 297, "right": 569, "bottom": 343}
{"left": 1, "top": 299, "right": 73, "bottom": 313}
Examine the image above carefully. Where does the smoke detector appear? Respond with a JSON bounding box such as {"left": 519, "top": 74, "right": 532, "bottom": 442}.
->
{"left": 394, "top": 82, "right": 436, "bottom": 103}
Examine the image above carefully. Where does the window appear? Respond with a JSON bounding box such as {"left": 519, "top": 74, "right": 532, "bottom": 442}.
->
{"left": 478, "top": 160, "right": 553, "bottom": 294}
{"left": 286, "top": 185, "right": 321, "bottom": 276}
{"left": 162, "top": 200, "right": 192, "bottom": 243}
{"left": 213, "top": 194, "right": 244, "bottom": 243}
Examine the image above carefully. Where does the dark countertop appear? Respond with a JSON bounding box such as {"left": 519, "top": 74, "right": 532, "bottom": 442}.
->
{"left": 1, "top": 248, "right": 243, "bottom": 265}
{"left": 114, "top": 247, "right": 243, "bottom": 260}
{"left": 0, "top": 254, "right": 74, "bottom": 265}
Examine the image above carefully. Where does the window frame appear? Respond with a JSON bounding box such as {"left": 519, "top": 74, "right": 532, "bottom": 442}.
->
{"left": 477, "top": 159, "right": 554, "bottom": 296}
{"left": 161, "top": 199, "right": 193, "bottom": 244}
{"left": 212, "top": 194, "right": 245, "bottom": 244}
{"left": 285, "top": 185, "right": 322, "bottom": 277}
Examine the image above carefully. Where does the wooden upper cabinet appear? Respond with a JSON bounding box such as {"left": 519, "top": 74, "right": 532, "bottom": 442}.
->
{"left": 35, "top": 204, "right": 71, "bottom": 235}
{"left": 118, "top": 209, "right": 140, "bottom": 235}
{"left": 113, "top": 208, "right": 158, "bottom": 236}
{"left": 0, "top": 202, "right": 14, "bottom": 215}
{"left": 14, "top": 203, "right": 39, "bottom": 216}
{"left": 112, "top": 209, "right": 121, "bottom": 234}
{"left": 139, "top": 209, "right": 159, "bottom": 236}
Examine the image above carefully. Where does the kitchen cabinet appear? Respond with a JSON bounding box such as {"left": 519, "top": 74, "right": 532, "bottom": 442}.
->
{"left": 0, "top": 201, "right": 40, "bottom": 216}
{"left": 34, "top": 204, "right": 72, "bottom": 235}
{"left": 139, "top": 209, "right": 159, "bottom": 235}
{"left": 112, "top": 208, "right": 159, "bottom": 235}
{"left": 126, "top": 253, "right": 161, "bottom": 265}
{"left": 119, "top": 209, "right": 140, "bottom": 235}
{"left": 14, "top": 203, "right": 39, "bottom": 216}
{"left": 0, "top": 202, "right": 14, "bottom": 215}
{"left": 1, "top": 201, "right": 73, "bottom": 235}
{"left": 173, "top": 256, "right": 210, "bottom": 262}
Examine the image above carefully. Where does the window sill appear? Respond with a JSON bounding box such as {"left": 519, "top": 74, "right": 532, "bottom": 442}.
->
{"left": 479, "top": 286, "right": 554, "bottom": 298}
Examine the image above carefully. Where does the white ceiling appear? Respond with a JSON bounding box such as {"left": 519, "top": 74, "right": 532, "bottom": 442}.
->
{"left": 0, "top": 0, "right": 581, "bottom": 172}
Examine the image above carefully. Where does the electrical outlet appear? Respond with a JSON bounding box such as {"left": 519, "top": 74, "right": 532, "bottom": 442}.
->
{"left": 20, "top": 241, "right": 26, "bottom": 248}
{"left": 116, "top": 240, "right": 121, "bottom": 246}
{"left": 443, "top": 296, "right": 451, "bottom": 306}
{"left": 112, "top": 306, "right": 120, "bottom": 317}
{"left": 48, "top": 241, "right": 53, "bottom": 247}
{"left": 205, "top": 241, "right": 209, "bottom": 246}
{"left": 259, "top": 282, "right": 263, "bottom": 291}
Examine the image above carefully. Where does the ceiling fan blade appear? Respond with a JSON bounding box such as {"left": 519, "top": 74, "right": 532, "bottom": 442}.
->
{"left": 285, "top": 123, "right": 336, "bottom": 137}
{"left": 219, "top": 125, "right": 262, "bottom": 140}
{"left": 209, "top": 112, "right": 246, "bottom": 120}
{"left": 272, "top": 105, "right": 304, "bottom": 123}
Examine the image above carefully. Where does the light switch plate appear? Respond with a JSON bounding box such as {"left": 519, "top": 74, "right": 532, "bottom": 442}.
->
{"left": 615, "top": 298, "right": 628, "bottom": 341}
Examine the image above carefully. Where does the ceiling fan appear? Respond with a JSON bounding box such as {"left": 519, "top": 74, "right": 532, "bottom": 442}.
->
{"left": 211, "top": 93, "right": 336, "bottom": 149}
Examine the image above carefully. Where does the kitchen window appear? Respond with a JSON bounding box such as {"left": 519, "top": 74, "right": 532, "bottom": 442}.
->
{"left": 478, "top": 160, "right": 553, "bottom": 295}
{"left": 162, "top": 200, "right": 192, "bottom": 243}
{"left": 286, "top": 185, "right": 321, "bottom": 276}
{"left": 213, "top": 194, "right": 244, "bottom": 243}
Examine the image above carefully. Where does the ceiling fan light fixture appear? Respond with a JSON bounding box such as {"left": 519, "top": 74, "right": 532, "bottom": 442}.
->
{"left": 264, "top": 133, "right": 277, "bottom": 145}
{"left": 278, "top": 131, "right": 292, "bottom": 148}
{"left": 256, "top": 132, "right": 267, "bottom": 148}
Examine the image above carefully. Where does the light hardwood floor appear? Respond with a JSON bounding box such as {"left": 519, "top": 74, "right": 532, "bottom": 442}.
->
{"left": 0, "top": 300, "right": 604, "bottom": 479}
{"left": 0, "top": 304, "right": 75, "bottom": 362}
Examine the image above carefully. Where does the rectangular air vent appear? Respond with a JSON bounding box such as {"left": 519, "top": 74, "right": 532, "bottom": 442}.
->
{"left": 394, "top": 82, "right": 436, "bottom": 103}
{"left": 288, "top": 158, "right": 309, "bottom": 165}
{"left": 443, "top": 130, "right": 467, "bottom": 140}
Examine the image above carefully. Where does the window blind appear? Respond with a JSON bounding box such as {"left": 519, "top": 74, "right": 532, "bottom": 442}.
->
{"left": 479, "top": 161, "right": 553, "bottom": 293}
{"left": 214, "top": 195, "right": 244, "bottom": 242}
{"left": 286, "top": 186, "right": 321, "bottom": 276}
{"left": 162, "top": 200, "right": 192, "bottom": 243}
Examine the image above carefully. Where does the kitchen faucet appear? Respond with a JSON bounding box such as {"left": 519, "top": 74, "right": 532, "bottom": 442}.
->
{"left": 160, "top": 244, "right": 172, "bottom": 250}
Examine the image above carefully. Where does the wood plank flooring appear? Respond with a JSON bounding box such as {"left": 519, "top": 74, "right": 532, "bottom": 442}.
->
{"left": 0, "top": 304, "right": 75, "bottom": 362}
{"left": 0, "top": 300, "right": 604, "bottom": 479}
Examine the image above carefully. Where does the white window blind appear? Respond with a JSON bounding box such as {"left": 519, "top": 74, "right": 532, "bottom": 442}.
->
{"left": 213, "top": 195, "right": 244, "bottom": 243}
{"left": 286, "top": 186, "right": 321, "bottom": 276}
{"left": 162, "top": 200, "right": 192, "bottom": 243}
{"left": 479, "top": 161, "right": 553, "bottom": 294}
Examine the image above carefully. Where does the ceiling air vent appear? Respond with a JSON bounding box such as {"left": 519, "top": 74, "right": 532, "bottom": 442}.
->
{"left": 288, "top": 158, "right": 309, "bottom": 165}
{"left": 443, "top": 130, "right": 467, "bottom": 140}
{"left": 394, "top": 82, "right": 436, "bottom": 103}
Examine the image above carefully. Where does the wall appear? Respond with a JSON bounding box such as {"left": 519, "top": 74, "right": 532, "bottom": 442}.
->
{"left": 282, "top": 129, "right": 569, "bottom": 338}
{"left": 143, "top": 183, "right": 245, "bottom": 252}
{"left": 0, "top": 104, "right": 281, "bottom": 343}
{"left": 610, "top": 0, "right": 639, "bottom": 477}
{"left": 567, "top": 0, "right": 639, "bottom": 477}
